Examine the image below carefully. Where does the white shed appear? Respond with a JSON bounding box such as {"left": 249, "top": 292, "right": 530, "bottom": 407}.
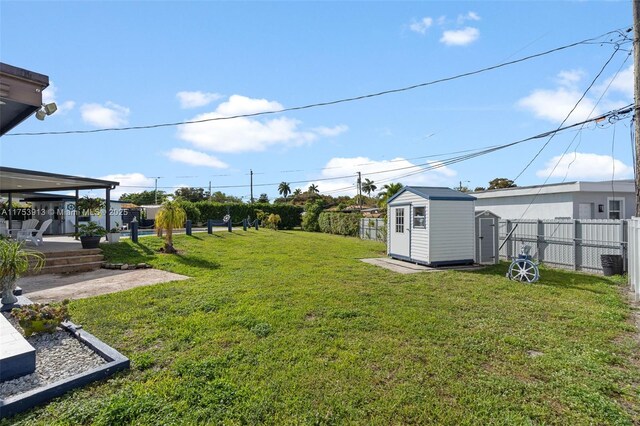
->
{"left": 387, "top": 186, "right": 476, "bottom": 266}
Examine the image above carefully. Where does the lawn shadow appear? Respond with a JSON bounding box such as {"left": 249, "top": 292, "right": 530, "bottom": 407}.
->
{"left": 174, "top": 254, "right": 221, "bottom": 270}
{"left": 101, "top": 240, "right": 158, "bottom": 264}
{"left": 467, "top": 262, "right": 617, "bottom": 294}
{"left": 134, "top": 242, "right": 156, "bottom": 255}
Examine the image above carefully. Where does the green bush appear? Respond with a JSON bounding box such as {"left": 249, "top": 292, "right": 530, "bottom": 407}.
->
{"left": 176, "top": 200, "right": 201, "bottom": 224}
{"left": 264, "top": 214, "right": 281, "bottom": 230}
{"left": 317, "top": 212, "right": 361, "bottom": 236}
{"left": 301, "top": 200, "right": 324, "bottom": 232}
{"left": 193, "top": 202, "right": 302, "bottom": 229}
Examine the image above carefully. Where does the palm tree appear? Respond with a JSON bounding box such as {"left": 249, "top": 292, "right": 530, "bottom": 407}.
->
{"left": 293, "top": 188, "right": 302, "bottom": 197}
{"left": 361, "top": 178, "right": 377, "bottom": 197}
{"left": 278, "top": 182, "right": 291, "bottom": 199}
{"left": 378, "top": 182, "right": 404, "bottom": 206}
{"left": 155, "top": 200, "right": 187, "bottom": 254}
{"left": 308, "top": 184, "right": 319, "bottom": 194}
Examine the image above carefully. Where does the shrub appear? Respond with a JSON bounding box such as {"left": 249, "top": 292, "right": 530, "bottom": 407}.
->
{"left": 193, "top": 202, "right": 303, "bottom": 229}
{"left": 177, "top": 200, "right": 201, "bottom": 224}
{"left": 317, "top": 212, "right": 361, "bottom": 237}
{"left": 301, "top": 199, "right": 325, "bottom": 232}
{"left": 264, "top": 214, "right": 281, "bottom": 230}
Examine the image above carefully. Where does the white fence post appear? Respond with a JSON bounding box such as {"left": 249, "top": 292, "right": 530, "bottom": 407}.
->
{"left": 629, "top": 217, "right": 640, "bottom": 300}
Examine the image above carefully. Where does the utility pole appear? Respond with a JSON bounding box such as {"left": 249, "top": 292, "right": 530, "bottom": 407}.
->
{"left": 634, "top": 0, "right": 640, "bottom": 215}
{"left": 208, "top": 181, "right": 212, "bottom": 201}
{"left": 357, "top": 171, "right": 362, "bottom": 211}
{"left": 153, "top": 177, "right": 162, "bottom": 204}
{"left": 250, "top": 169, "right": 254, "bottom": 203}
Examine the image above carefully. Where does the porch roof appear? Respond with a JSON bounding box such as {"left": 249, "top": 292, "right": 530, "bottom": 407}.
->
{"left": 0, "top": 166, "right": 119, "bottom": 194}
{"left": 0, "top": 62, "right": 50, "bottom": 136}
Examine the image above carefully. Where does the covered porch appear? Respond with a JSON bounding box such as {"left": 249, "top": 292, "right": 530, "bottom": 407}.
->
{"left": 0, "top": 166, "right": 120, "bottom": 237}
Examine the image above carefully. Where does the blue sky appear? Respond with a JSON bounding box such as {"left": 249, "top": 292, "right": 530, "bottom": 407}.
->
{"left": 0, "top": 1, "right": 635, "bottom": 201}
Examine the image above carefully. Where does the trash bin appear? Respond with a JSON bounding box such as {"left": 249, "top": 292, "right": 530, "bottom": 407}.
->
{"left": 601, "top": 254, "right": 623, "bottom": 276}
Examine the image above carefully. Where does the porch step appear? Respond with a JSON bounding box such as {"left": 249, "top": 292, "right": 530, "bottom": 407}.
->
{"left": 38, "top": 248, "right": 102, "bottom": 259}
{"left": 26, "top": 249, "right": 104, "bottom": 276}
{"left": 37, "top": 261, "right": 105, "bottom": 275}
{"left": 35, "top": 254, "right": 104, "bottom": 267}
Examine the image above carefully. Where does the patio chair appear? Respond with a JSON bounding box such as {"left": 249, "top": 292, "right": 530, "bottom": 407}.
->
{"left": 17, "top": 219, "right": 52, "bottom": 246}
{"left": 9, "top": 218, "right": 40, "bottom": 239}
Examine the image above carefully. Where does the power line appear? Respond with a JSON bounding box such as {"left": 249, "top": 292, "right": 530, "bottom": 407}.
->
{"left": 6, "top": 28, "right": 631, "bottom": 137}
{"left": 115, "top": 104, "right": 634, "bottom": 193}
{"left": 511, "top": 44, "right": 622, "bottom": 183}
{"left": 504, "top": 48, "right": 631, "bottom": 230}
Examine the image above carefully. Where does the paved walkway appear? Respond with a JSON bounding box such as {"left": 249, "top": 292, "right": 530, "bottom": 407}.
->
{"left": 360, "top": 257, "right": 484, "bottom": 274}
{"left": 16, "top": 269, "right": 190, "bottom": 303}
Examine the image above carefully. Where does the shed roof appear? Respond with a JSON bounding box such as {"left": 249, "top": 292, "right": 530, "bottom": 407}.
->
{"left": 388, "top": 186, "right": 476, "bottom": 204}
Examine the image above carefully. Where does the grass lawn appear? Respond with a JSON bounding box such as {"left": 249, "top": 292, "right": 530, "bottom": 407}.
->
{"left": 5, "top": 230, "right": 639, "bottom": 425}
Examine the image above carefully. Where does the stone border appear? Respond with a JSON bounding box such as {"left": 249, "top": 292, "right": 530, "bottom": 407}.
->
{"left": 102, "top": 262, "right": 152, "bottom": 270}
{"left": 0, "top": 321, "right": 129, "bottom": 419}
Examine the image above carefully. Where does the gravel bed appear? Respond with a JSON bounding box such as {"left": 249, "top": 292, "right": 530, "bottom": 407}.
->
{"left": 0, "top": 313, "right": 107, "bottom": 399}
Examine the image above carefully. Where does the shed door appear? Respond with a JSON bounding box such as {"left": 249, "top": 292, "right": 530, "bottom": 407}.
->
{"left": 390, "top": 205, "right": 410, "bottom": 258}
{"left": 478, "top": 218, "right": 495, "bottom": 264}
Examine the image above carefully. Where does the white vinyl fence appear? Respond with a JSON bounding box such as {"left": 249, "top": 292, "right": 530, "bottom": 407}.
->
{"left": 359, "top": 218, "right": 386, "bottom": 242}
{"left": 499, "top": 219, "right": 627, "bottom": 274}
{"left": 629, "top": 217, "right": 640, "bottom": 299}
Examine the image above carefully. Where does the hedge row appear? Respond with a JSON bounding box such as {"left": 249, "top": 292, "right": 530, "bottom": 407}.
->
{"left": 317, "top": 212, "right": 361, "bottom": 237}
{"left": 180, "top": 202, "right": 303, "bottom": 229}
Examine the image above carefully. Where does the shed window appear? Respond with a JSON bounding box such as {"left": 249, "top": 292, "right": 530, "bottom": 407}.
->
{"left": 395, "top": 208, "right": 404, "bottom": 233}
{"left": 413, "top": 206, "right": 426, "bottom": 228}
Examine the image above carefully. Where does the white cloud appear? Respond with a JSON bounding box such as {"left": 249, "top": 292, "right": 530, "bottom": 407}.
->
{"left": 98, "top": 173, "right": 155, "bottom": 200}
{"left": 536, "top": 152, "right": 633, "bottom": 180}
{"left": 312, "top": 125, "right": 349, "bottom": 137}
{"left": 518, "top": 66, "right": 633, "bottom": 124}
{"left": 216, "top": 95, "right": 282, "bottom": 116}
{"left": 440, "top": 27, "right": 479, "bottom": 46}
{"left": 177, "top": 95, "right": 347, "bottom": 153}
{"left": 305, "top": 156, "right": 457, "bottom": 196}
{"left": 176, "top": 91, "right": 223, "bottom": 109}
{"left": 598, "top": 65, "right": 633, "bottom": 98}
{"left": 41, "top": 81, "right": 75, "bottom": 114}
{"left": 409, "top": 17, "right": 434, "bottom": 34}
{"left": 81, "top": 102, "right": 130, "bottom": 127}
{"left": 556, "top": 69, "right": 585, "bottom": 88}
{"left": 457, "top": 11, "right": 480, "bottom": 24}
{"left": 165, "top": 148, "right": 229, "bottom": 169}
{"left": 517, "top": 87, "right": 599, "bottom": 123}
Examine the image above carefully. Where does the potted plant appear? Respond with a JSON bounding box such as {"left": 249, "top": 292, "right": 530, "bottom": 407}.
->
{"left": 106, "top": 222, "right": 122, "bottom": 244}
{"left": 11, "top": 300, "right": 69, "bottom": 336}
{"left": 75, "top": 222, "right": 107, "bottom": 249}
{"left": 0, "top": 239, "right": 45, "bottom": 305}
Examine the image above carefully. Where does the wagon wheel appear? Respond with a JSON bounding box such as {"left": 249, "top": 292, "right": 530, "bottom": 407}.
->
{"left": 508, "top": 259, "right": 539, "bottom": 283}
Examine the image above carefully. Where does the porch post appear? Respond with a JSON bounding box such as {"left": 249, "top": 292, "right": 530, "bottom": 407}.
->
{"left": 7, "top": 193, "right": 13, "bottom": 230}
{"left": 75, "top": 190, "right": 79, "bottom": 240}
{"left": 105, "top": 187, "right": 111, "bottom": 233}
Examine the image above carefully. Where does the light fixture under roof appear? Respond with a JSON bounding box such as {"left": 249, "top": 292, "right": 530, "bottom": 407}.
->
{"left": 35, "top": 102, "right": 57, "bottom": 121}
